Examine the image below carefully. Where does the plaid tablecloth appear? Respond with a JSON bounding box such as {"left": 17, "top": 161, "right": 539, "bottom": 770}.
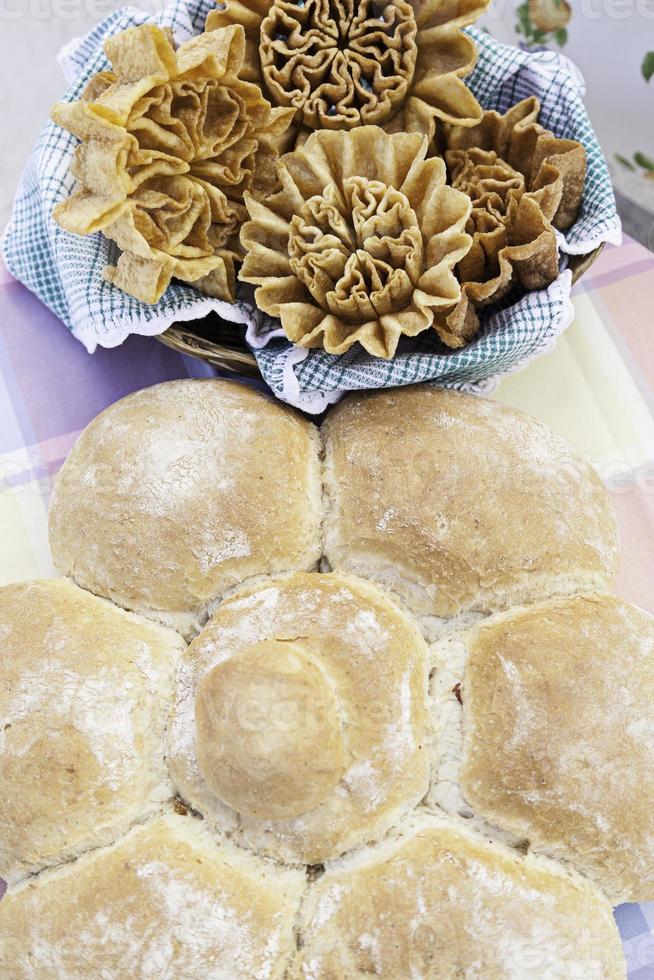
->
{"left": 1, "top": 237, "right": 653, "bottom": 974}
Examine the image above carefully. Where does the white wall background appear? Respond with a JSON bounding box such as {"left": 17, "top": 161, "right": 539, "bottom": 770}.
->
{"left": 0, "top": 0, "right": 125, "bottom": 230}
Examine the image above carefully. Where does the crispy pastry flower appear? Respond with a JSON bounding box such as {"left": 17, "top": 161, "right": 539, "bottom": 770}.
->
{"left": 433, "top": 96, "right": 587, "bottom": 347}
{"left": 51, "top": 24, "right": 293, "bottom": 304}
{"left": 206, "top": 0, "right": 490, "bottom": 140}
{"left": 240, "top": 126, "right": 472, "bottom": 358}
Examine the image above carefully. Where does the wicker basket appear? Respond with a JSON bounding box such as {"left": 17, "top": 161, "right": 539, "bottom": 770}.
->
{"left": 156, "top": 246, "right": 604, "bottom": 378}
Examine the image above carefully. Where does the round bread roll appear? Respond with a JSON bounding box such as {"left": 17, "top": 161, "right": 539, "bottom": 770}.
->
{"left": 49, "top": 379, "right": 322, "bottom": 637}
{"left": 322, "top": 387, "right": 619, "bottom": 625}
{"left": 0, "top": 814, "right": 305, "bottom": 979}
{"left": 457, "top": 594, "right": 654, "bottom": 903}
{"left": 293, "top": 815, "right": 624, "bottom": 979}
{"left": 168, "top": 572, "right": 430, "bottom": 864}
{"left": 0, "top": 579, "right": 185, "bottom": 885}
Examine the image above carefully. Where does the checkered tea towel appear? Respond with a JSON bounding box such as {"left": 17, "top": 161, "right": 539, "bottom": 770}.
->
{"left": 1, "top": 0, "right": 622, "bottom": 413}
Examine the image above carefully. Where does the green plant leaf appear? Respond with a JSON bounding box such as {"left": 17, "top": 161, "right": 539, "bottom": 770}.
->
{"left": 614, "top": 154, "right": 636, "bottom": 171}
{"left": 554, "top": 27, "right": 568, "bottom": 46}
{"left": 642, "top": 52, "right": 654, "bottom": 83}
{"left": 516, "top": 2, "right": 532, "bottom": 36}
{"left": 634, "top": 151, "right": 654, "bottom": 171}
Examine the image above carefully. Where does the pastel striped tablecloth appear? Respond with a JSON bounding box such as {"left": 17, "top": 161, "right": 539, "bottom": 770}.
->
{"left": 1, "top": 240, "right": 654, "bottom": 976}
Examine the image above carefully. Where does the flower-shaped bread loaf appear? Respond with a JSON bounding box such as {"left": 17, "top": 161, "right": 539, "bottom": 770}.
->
{"left": 51, "top": 24, "right": 293, "bottom": 303}
{"left": 435, "top": 96, "right": 587, "bottom": 346}
{"left": 206, "top": 0, "right": 490, "bottom": 139}
{"left": 0, "top": 381, "right": 648, "bottom": 978}
{"left": 240, "top": 126, "right": 472, "bottom": 357}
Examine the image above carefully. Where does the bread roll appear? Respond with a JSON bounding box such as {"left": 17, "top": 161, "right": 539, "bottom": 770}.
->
{"left": 293, "top": 815, "right": 625, "bottom": 979}
{"left": 0, "top": 579, "right": 185, "bottom": 885}
{"left": 322, "top": 387, "right": 618, "bottom": 626}
{"left": 168, "top": 572, "right": 430, "bottom": 864}
{"left": 0, "top": 813, "right": 305, "bottom": 979}
{"left": 49, "top": 379, "right": 322, "bottom": 637}
{"left": 456, "top": 594, "right": 654, "bottom": 903}
{"left": 3, "top": 380, "right": 637, "bottom": 975}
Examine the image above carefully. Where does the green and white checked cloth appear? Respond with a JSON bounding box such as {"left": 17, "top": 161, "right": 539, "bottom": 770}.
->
{"left": 1, "top": 0, "right": 622, "bottom": 412}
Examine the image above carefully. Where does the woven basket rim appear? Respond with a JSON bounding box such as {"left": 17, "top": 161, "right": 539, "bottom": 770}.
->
{"left": 156, "top": 244, "right": 604, "bottom": 377}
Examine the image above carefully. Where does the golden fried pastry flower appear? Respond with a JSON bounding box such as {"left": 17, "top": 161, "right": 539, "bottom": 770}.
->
{"left": 206, "top": 0, "right": 490, "bottom": 139}
{"left": 433, "top": 96, "right": 587, "bottom": 347}
{"left": 51, "top": 24, "right": 293, "bottom": 304}
{"left": 240, "top": 126, "right": 473, "bottom": 359}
